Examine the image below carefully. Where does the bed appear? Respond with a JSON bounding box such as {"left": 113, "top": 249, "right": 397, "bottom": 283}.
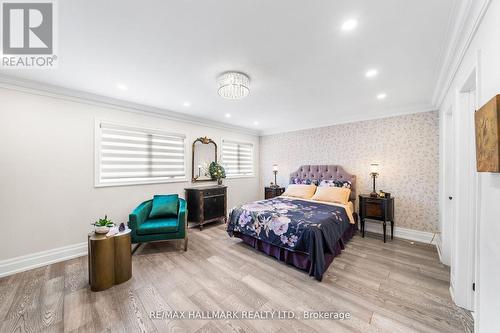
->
{"left": 227, "top": 165, "right": 358, "bottom": 281}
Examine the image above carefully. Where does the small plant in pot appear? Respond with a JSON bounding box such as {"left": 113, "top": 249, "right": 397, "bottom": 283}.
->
{"left": 92, "top": 215, "right": 114, "bottom": 234}
{"left": 209, "top": 161, "right": 226, "bottom": 185}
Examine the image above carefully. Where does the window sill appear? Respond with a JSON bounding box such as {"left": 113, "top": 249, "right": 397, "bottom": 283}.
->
{"left": 94, "top": 178, "right": 188, "bottom": 188}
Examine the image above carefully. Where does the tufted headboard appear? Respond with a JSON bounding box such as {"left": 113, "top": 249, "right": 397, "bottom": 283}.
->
{"left": 289, "top": 165, "right": 357, "bottom": 201}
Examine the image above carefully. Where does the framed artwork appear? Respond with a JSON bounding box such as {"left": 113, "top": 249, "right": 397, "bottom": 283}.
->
{"left": 475, "top": 95, "right": 500, "bottom": 172}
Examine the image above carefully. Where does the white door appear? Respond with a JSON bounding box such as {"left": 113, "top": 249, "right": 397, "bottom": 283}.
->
{"left": 442, "top": 110, "right": 455, "bottom": 267}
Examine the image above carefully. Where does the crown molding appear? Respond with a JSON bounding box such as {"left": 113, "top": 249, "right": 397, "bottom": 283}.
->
{"left": 0, "top": 74, "right": 260, "bottom": 136}
{"left": 260, "top": 103, "right": 436, "bottom": 136}
{"left": 431, "top": 0, "right": 492, "bottom": 108}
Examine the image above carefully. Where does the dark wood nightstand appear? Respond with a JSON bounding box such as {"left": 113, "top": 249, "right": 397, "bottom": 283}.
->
{"left": 359, "top": 194, "right": 395, "bottom": 243}
{"left": 264, "top": 186, "right": 285, "bottom": 199}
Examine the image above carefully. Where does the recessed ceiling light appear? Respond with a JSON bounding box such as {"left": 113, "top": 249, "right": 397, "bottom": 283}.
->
{"left": 183, "top": 102, "right": 191, "bottom": 107}
{"left": 253, "top": 121, "right": 259, "bottom": 126}
{"left": 377, "top": 93, "right": 387, "bottom": 100}
{"left": 225, "top": 113, "right": 231, "bottom": 118}
{"left": 117, "top": 83, "right": 128, "bottom": 91}
{"left": 341, "top": 19, "right": 358, "bottom": 31}
{"left": 365, "top": 69, "right": 378, "bottom": 78}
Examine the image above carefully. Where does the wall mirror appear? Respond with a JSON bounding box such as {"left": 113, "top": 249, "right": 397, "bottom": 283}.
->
{"left": 192, "top": 137, "right": 217, "bottom": 182}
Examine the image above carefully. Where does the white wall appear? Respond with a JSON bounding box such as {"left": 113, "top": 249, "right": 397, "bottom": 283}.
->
{"left": 0, "top": 87, "right": 259, "bottom": 266}
{"left": 438, "top": 1, "right": 500, "bottom": 331}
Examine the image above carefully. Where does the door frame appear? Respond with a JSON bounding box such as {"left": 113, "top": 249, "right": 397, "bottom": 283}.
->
{"left": 449, "top": 58, "right": 480, "bottom": 311}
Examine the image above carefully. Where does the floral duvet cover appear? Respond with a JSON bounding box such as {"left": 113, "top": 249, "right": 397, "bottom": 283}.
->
{"left": 227, "top": 196, "right": 352, "bottom": 280}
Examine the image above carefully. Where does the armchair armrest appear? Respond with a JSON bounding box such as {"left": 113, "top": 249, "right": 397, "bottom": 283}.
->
{"left": 177, "top": 198, "right": 187, "bottom": 236}
{"left": 129, "top": 200, "right": 152, "bottom": 230}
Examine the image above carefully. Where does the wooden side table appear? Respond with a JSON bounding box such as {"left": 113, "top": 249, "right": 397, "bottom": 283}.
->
{"left": 358, "top": 194, "right": 395, "bottom": 243}
{"left": 88, "top": 229, "right": 132, "bottom": 291}
{"left": 264, "top": 186, "right": 285, "bottom": 199}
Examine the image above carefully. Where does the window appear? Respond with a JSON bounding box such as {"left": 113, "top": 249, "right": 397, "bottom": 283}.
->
{"left": 221, "top": 139, "right": 254, "bottom": 177}
{"left": 96, "top": 122, "right": 186, "bottom": 186}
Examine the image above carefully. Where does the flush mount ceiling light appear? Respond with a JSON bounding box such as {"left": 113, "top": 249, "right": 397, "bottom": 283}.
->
{"left": 377, "top": 93, "right": 387, "bottom": 100}
{"left": 217, "top": 72, "right": 250, "bottom": 100}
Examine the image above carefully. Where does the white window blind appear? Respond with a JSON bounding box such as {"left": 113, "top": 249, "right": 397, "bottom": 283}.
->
{"left": 222, "top": 140, "right": 254, "bottom": 177}
{"left": 96, "top": 122, "right": 186, "bottom": 186}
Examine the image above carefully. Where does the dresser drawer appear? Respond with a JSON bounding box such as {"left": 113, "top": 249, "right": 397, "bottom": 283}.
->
{"left": 365, "top": 202, "right": 382, "bottom": 218}
{"left": 203, "top": 187, "right": 226, "bottom": 197}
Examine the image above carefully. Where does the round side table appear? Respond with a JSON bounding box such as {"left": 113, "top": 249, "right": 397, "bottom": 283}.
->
{"left": 88, "top": 229, "right": 132, "bottom": 291}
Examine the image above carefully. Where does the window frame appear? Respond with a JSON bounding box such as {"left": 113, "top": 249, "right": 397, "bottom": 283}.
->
{"left": 221, "top": 138, "right": 255, "bottom": 179}
{"left": 94, "top": 119, "right": 188, "bottom": 187}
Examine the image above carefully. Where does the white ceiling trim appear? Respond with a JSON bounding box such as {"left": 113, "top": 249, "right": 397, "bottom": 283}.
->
{"left": 260, "top": 103, "right": 436, "bottom": 136}
{"left": 0, "top": 74, "right": 260, "bottom": 136}
{"left": 431, "top": 0, "right": 492, "bottom": 108}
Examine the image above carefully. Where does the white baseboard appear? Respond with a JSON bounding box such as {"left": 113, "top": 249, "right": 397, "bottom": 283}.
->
{"left": 435, "top": 234, "right": 444, "bottom": 263}
{"left": 363, "top": 221, "right": 437, "bottom": 245}
{"left": 0, "top": 242, "right": 87, "bottom": 278}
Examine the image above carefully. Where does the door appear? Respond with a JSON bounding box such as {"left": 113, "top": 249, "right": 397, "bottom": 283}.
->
{"left": 443, "top": 109, "right": 455, "bottom": 267}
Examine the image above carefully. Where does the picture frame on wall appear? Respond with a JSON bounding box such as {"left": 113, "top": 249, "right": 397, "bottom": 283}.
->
{"left": 475, "top": 95, "right": 500, "bottom": 173}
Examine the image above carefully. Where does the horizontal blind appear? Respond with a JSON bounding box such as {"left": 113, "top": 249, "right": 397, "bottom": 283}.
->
{"left": 222, "top": 140, "right": 254, "bottom": 177}
{"left": 98, "top": 123, "right": 186, "bottom": 184}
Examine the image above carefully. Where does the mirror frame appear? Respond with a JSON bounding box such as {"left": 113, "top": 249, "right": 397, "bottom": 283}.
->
{"left": 191, "top": 136, "right": 218, "bottom": 182}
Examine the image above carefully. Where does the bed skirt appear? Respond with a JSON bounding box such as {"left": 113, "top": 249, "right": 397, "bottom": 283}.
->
{"left": 233, "top": 222, "right": 357, "bottom": 278}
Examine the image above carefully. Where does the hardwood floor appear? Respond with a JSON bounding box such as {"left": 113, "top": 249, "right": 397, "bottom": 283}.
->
{"left": 0, "top": 224, "right": 472, "bottom": 333}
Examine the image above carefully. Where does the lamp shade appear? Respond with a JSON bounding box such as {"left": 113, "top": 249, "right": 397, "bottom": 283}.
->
{"left": 370, "top": 162, "right": 380, "bottom": 174}
{"left": 272, "top": 164, "right": 278, "bottom": 172}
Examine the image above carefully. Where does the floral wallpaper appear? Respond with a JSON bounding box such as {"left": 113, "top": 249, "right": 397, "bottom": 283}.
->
{"left": 259, "top": 111, "right": 439, "bottom": 232}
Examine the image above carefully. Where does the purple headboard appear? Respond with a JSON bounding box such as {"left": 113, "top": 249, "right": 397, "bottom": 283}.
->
{"left": 289, "top": 165, "right": 357, "bottom": 201}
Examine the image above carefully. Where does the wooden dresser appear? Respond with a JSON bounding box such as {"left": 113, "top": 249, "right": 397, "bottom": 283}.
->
{"left": 185, "top": 185, "right": 227, "bottom": 230}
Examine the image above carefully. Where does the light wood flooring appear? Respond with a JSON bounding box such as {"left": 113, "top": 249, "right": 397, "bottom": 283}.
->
{"left": 0, "top": 224, "right": 472, "bottom": 333}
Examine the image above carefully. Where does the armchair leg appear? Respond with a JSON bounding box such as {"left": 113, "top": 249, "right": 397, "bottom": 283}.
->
{"left": 184, "top": 237, "right": 188, "bottom": 251}
{"left": 132, "top": 243, "right": 142, "bottom": 255}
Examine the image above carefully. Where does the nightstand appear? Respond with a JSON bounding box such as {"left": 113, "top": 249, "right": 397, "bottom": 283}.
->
{"left": 264, "top": 186, "right": 285, "bottom": 199}
{"left": 359, "top": 194, "right": 395, "bottom": 243}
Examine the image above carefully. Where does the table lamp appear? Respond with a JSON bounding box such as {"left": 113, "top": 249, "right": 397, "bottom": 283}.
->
{"left": 370, "top": 162, "right": 380, "bottom": 197}
{"left": 272, "top": 164, "right": 278, "bottom": 188}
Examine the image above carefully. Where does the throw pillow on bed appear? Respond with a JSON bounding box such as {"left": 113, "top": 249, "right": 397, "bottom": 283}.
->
{"left": 319, "top": 179, "right": 352, "bottom": 189}
{"left": 282, "top": 184, "right": 317, "bottom": 199}
{"left": 311, "top": 186, "right": 351, "bottom": 205}
{"left": 292, "top": 178, "right": 319, "bottom": 186}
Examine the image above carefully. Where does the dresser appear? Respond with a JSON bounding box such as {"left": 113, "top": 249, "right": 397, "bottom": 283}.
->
{"left": 359, "top": 194, "right": 395, "bottom": 243}
{"left": 264, "top": 186, "right": 285, "bottom": 199}
{"left": 185, "top": 185, "right": 227, "bottom": 230}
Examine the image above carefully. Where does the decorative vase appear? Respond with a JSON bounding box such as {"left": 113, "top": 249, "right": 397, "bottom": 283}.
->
{"left": 217, "top": 178, "right": 222, "bottom": 185}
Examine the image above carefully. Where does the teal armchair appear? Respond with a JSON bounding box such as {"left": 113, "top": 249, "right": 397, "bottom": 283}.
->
{"left": 129, "top": 196, "right": 188, "bottom": 253}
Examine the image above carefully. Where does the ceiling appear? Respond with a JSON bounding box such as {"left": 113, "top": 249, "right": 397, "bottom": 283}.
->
{"left": 0, "top": 0, "right": 457, "bottom": 134}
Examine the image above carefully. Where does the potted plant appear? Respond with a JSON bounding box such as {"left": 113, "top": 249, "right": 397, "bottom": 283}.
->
{"left": 209, "top": 161, "right": 226, "bottom": 185}
{"left": 92, "top": 215, "right": 115, "bottom": 234}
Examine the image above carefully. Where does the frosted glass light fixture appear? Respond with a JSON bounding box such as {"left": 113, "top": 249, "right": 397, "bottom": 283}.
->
{"left": 217, "top": 72, "right": 250, "bottom": 99}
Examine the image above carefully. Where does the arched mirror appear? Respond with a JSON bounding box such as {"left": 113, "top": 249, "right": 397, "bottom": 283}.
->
{"left": 192, "top": 137, "right": 217, "bottom": 182}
